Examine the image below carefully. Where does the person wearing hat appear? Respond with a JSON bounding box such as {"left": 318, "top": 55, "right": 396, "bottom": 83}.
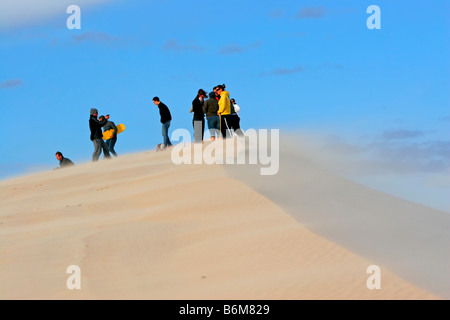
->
{"left": 191, "top": 89, "right": 207, "bottom": 142}
{"left": 103, "top": 114, "right": 118, "bottom": 157}
{"left": 89, "top": 108, "right": 111, "bottom": 161}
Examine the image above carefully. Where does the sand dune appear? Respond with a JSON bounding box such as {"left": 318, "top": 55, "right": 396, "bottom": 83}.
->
{"left": 225, "top": 139, "right": 450, "bottom": 299}
{"left": 0, "top": 144, "right": 441, "bottom": 299}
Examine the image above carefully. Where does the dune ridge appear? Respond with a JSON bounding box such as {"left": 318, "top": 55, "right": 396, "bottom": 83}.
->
{"left": 0, "top": 146, "right": 439, "bottom": 299}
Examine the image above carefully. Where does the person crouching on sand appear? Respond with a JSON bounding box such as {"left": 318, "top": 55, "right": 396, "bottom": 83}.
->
{"left": 55, "top": 151, "right": 74, "bottom": 169}
{"left": 89, "top": 108, "right": 111, "bottom": 161}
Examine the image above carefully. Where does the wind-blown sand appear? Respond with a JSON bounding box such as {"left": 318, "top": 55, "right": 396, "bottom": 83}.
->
{"left": 225, "top": 139, "right": 450, "bottom": 299}
{"left": 0, "top": 143, "right": 443, "bottom": 299}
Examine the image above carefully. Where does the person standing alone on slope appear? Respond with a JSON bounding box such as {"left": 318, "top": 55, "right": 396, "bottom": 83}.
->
{"left": 89, "top": 108, "right": 111, "bottom": 161}
{"left": 153, "top": 97, "right": 173, "bottom": 149}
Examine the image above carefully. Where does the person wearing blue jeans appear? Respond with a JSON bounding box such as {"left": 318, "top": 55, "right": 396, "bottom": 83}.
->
{"left": 104, "top": 114, "right": 118, "bottom": 157}
{"left": 207, "top": 115, "right": 220, "bottom": 139}
{"left": 203, "top": 92, "right": 220, "bottom": 141}
{"left": 153, "top": 97, "right": 172, "bottom": 148}
{"left": 106, "top": 136, "right": 118, "bottom": 156}
{"left": 162, "top": 120, "right": 172, "bottom": 147}
{"left": 89, "top": 109, "right": 111, "bottom": 161}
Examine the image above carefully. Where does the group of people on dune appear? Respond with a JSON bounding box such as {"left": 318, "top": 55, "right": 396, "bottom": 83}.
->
{"left": 55, "top": 83, "right": 242, "bottom": 168}
{"left": 154, "top": 83, "right": 242, "bottom": 150}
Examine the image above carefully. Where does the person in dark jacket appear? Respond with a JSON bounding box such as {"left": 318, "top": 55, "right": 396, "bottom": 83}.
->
{"left": 203, "top": 91, "right": 220, "bottom": 141}
{"left": 55, "top": 151, "right": 75, "bottom": 169}
{"left": 89, "top": 108, "right": 111, "bottom": 161}
{"left": 191, "top": 89, "right": 207, "bottom": 142}
{"left": 103, "top": 114, "right": 118, "bottom": 157}
{"left": 153, "top": 97, "right": 172, "bottom": 148}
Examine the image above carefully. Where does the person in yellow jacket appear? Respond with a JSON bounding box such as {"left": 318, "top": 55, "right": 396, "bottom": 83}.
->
{"left": 216, "top": 84, "right": 233, "bottom": 138}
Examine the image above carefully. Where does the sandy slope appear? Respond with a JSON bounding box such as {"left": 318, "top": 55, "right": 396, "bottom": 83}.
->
{"left": 0, "top": 147, "right": 438, "bottom": 299}
{"left": 225, "top": 139, "right": 450, "bottom": 299}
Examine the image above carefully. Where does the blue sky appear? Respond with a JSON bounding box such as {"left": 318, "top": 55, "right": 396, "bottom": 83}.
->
{"left": 0, "top": 0, "right": 449, "bottom": 210}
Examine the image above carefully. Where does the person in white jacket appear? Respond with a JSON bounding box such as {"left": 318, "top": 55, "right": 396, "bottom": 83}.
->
{"left": 231, "top": 98, "right": 240, "bottom": 116}
{"left": 230, "top": 98, "right": 242, "bottom": 136}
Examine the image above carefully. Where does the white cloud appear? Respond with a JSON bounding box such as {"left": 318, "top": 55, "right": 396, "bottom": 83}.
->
{"left": 0, "top": 0, "right": 114, "bottom": 30}
{"left": 380, "top": 129, "right": 427, "bottom": 140}
{"left": 219, "top": 41, "right": 262, "bottom": 55}
{"left": 259, "top": 66, "right": 304, "bottom": 77}
{"left": 72, "top": 31, "right": 120, "bottom": 44}
{"left": 296, "top": 6, "right": 326, "bottom": 19}
{"left": 290, "top": 132, "right": 450, "bottom": 212}
{"left": 163, "top": 39, "right": 205, "bottom": 53}
{"left": 318, "top": 133, "right": 450, "bottom": 175}
{"left": 0, "top": 79, "right": 24, "bottom": 89}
